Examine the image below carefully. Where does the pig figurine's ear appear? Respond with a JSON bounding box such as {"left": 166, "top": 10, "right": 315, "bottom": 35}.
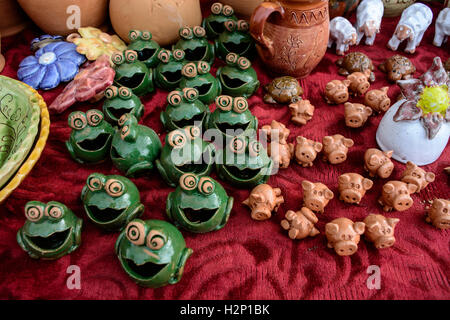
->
{"left": 432, "top": 199, "right": 446, "bottom": 210}
{"left": 381, "top": 86, "right": 389, "bottom": 94}
{"left": 344, "top": 102, "right": 353, "bottom": 112}
{"left": 313, "top": 142, "right": 323, "bottom": 153}
{"left": 353, "top": 222, "right": 365, "bottom": 235}
{"left": 365, "top": 106, "right": 373, "bottom": 116}
{"left": 405, "top": 161, "right": 416, "bottom": 170}
{"left": 285, "top": 210, "right": 297, "bottom": 221}
{"left": 324, "top": 188, "right": 334, "bottom": 200}
{"left": 242, "top": 197, "right": 250, "bottom": 206}
{"left": 369, "top": 154, "right": 381, "bottom": 166}
{"left": 367, "top": 221, "right": 381, "bottom": 234}
{"left": 296, "top": 136, "right": 306, "bottom": 144}
{"left": 301, "top": 180, "right": 314, "bottom": 191}
{"left": 387, "top": 218, "right": 400, "bottom": 228}
{"left": 384, "top": 150, "right": 393, "bottom": 158}
{"left": 343, "top": 138, "right": 354, "bottom": 148}
{"left": 325, "top": 223, "right": 339, "bottom": 235}
{"left": 326, "top": 82, "right": 335, "bottom": 90}
{"left": 383, "top": 183, "right": 395, "bottom": 194}
{"left": 301, "top": 207, "right": 318, "bottom": 224}
{"left": 343, "top": 79, "right": 351, "bottom": 87}
{"left": 363, "top": 178, "right": 374, "bottom": 190}
{"left": 338, "top": 174, "right": 351, "bottom": 184}
{"left": 425, "top": 172, "right": 435, "bottom": 183}
{"left": 323, "top": 136, "right": 333, "bottom": 146}
{"left": 406, "top": 183, "right": 418, "bottom": 194}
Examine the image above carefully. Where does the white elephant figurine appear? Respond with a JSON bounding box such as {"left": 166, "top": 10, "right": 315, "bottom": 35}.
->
{"left": 355, "top": 0, "right": 384, "bottom": 46}
{"left": 329, "top": 17, "right": 357, "bottom": 55}
{"left": 433, "top": 8, "right": 450, "bottom": 47}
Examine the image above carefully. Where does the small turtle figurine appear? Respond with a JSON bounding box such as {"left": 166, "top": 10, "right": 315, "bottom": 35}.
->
{"left": 379, "top": 55, "right": 416, "bottom": 82}
{"left": 336, "top": 52, "right": 375, "bottom": 83}
{"left": 263, "top": 76, "right": 303, "bottom": 104}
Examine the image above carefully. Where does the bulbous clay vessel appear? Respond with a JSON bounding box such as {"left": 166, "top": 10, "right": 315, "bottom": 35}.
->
{"left": 110, "top": 0, "right": 202, "bottom": 47}
{"left": 221, "top": 0, "right": 264, "bottom": 19}
{"left": 250, "top": 0, "right": 329, "bottom": 78}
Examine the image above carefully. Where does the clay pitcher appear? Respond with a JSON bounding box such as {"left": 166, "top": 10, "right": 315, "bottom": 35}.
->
{"left": 250, "top": 0, "right": 329, "bottom": 78}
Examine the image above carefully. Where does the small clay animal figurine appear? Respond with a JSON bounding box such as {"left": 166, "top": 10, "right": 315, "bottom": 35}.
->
{"left": 102, "top": 86, "right": 144, "bottom": 125}
{"left": 364, "top": 148, "right": 394, "bottom": 179}
{"left": 263, "top": 76, "right": 303, "bottom": 104}
{"left": 302, "top": 180, "right": 334, "bottom": 214}
{"left": 280, "top": 207, "right": 320, "bottom": 240}
{"left": 322, "top": 134, "right": 354, "bottom": 164}
{"left": 111, "top": 114, "right": 162, "bottom": 177}
{"left": 363, "top": 214, "right": 399, "bottom": 249}
{"left": 344, "top": 102, "right": 373, "bottom": 128}
{"left": 173, "top": 26, "right": 215, "bottom": 65}
{"left": 17, "top": 201, "right": 82, "bottom": 260}
{"left": 289, "top": 98, "right": 314, "bottom": 126}
{"left": 127, "top": 30, "right": 161, "bottom": 68}
{"left": 115, "top": 219, "right": 193, "bottom": 288}
{"left": 378, "top": 180, "right": 417, "bottom": 212}
{"left": 294, "top": 136, "right": 323, "bottom": 167}
{"left": 66, "top": 110, "right": 115, "bottom": 164}
{"left": 216, "top": 53, "right": 259, "bottom": 98}
{"left": 347, "top": 70, "right": 371, "bottom": 96}
{"left": 336, "top": 52, "right": 375, "bottom": 82}
{"left": 153, "top": 49, "right": 187, "bottom": 91}
{"left": 378, "top": 55, "right": 416, "bottom": 82}
{"left": 215, "top": 20, "right": 255, "bottom": 61}
{"left": 387, "top": 3, "right": 433, "bottom": 54}
{"left": 433, "top": 8, "right": 450, "bottom": 47}
{"left": 262, "top": 120, "right": 294, "bottom": 169}
{"left": 243, "top": 184, "right": 284, "bottom": 221}
{"left": 328, "top": 17, "right": 357, "bottom": 55}
{"left": 324, "top": 79, "right": 350, "bottom": 104}
{"left": 325, "top": 217, "right": 365, "bottom": 256}
{"left": 81, "top": 173, "right": 144, "bottom": 231}
{"left": 156, "top": 126, "right": 216, "bottom": 187}
{"left": 355, "top": 0, "right": 384, "bottom": 46}
{"left": 338, "top": 173, "right": 373, "bottom": 204}
{"left": 400, "top": 161, "right": 435, "bottom": 193}
{"left": 426, "top": 198, "right": 450, "bottom": 230}
{"left": 202, "top": 2, "right": 237, "bottom": 39}
{"left": 364, "top": 87, "right": 391, "bottom": 113}
{"left": 166, "top": 173, "right": 233, "bottom": 233}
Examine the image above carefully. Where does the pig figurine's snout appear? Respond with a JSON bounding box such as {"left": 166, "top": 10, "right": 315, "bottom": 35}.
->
{"left": 375, "top": 236, "right": 396, "bottom": 249}
{"left": 393, "top": 196, "right": 413, "bottom": 211}
{"left": 341, "top": 189, "right": 361, "bottom": 204}
{"left": 334, "top": 241, "right": 358, "bottom": 256}
{"left": 378, "top": 162, "right": 394, "bottom": 178}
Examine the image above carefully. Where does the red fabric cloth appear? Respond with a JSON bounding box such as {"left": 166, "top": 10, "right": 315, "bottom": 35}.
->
{"left": 0, "top": 1, "right": 449, "bottom": 300}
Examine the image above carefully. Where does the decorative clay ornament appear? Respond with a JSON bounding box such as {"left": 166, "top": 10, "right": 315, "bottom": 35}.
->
{"left": 103, "top": 86, "right": 144, "bottom": 125}
{"left": 378, "top": 180, "right": 416, "bottom": 212}
{"left": 166, "top": 173, "right": 233, "bottom": 233}
{"left": 344, "top": 102, "right": 373, "bottom": 128}
{"left": 81, "top": 173, "right": 144, "bottom": 231}
{"left": 294, "top": 137, "right": 323, "bottom": 167}
{"left": 364, "top": 87, "right": 391, "bottom": 114}
{"left": 426, "top": 199, "right": 450, "bottom": 230}
{"left": 263, "top": 77, "right": 303, "bottom": 104}
{"left": 322, "top": 134, "right": 354, "bottom": 165}
{"left": 355, "top": 0, "right": 384, "bottom": 46}
{"left": 17, "top": 201, "right": 82, "bottom": 260}
{"left": 280, "top": 208, "right": 319, "bottom": 240}
{"left": 173, "top": 26, "right": 215, "bottom": 65}
{"left": 336, "top": 52, "right": 375, "bottom": 82}
{"left": 328, "top": 17, "right": 357, "bottom": 55}
{"left": 30, "top": 34, "right": 64, "bottom": 52}
{"left": 338, "top": 173, "right": 373, "bottom": 204}
{"left": 324, "top": 79, "right": 350, "bottom": 105}
{"left": 363, "top": 214, "right": 399, "bottom": 249}
{"left": 364, "top": 148, "right": 394, "bottom": 179}
{"left": 243, "top": 184, "right": 284, "bottom": 221}
{"left": 127, "top": 30, "right": 161, "bottom": 68}
{"left": 347, "top": 70, "right": 371, "bottom": 96}
{"left": 325, "top": 217, "right": 365, "bottom": 256}
{"left": 202, "top": 2, "right": 237, "bottom": 39}
{"left": 400, "top": 161, "right": 435, "bottom": 193}
{"left": 115, "top": 219, "right": 193, "bottom": 288}
{"left": 215, "top": 20, "right": 255, "bottom": 60}
{"left": 154, "top": 49, "right": 186, "bottom": 91}
{"left": 302, "top": 180, "right": 334, "bottom": 214}
{"left": 433, "top": 8, "right": 450, "bottom": 47}
{"left": 289, "top": 98, "right": 314, "bottom": 126}
{"left": 261, "top": 120, "right": 294, "bottom": 169}
{"left": 378, "top": 55, "right": 416, "bottom": 82}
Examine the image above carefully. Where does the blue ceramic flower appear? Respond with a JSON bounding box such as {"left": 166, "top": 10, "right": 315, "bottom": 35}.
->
{"left": 18, "top": 41, "right": 86, "bottom": 90}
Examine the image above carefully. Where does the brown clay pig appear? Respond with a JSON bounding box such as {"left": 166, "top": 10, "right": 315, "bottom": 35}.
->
{"left": 289, "top": 98, "right": 314, "bottom": 126}
{"left": 426, "top": 199, "right": 450, "bottom": 230}
{"left": 294, "top": 136, "right": 323, "bottom": 167}
{"left": 364, "top": 87, "right": 391, "bottom": 113}
{"left": 363, "top": 214, "right": 399, "bottom": 249}
{"left": 262, "top": 120, "right": 290, "bottom": 144}
{"left": 322, "top": 134, "right": 354, "bottom": 164}
{"left": 400, "top": 161, "right": 435, "bottom": 193}
{"left": 302, "top": 180, "right": 334, "bottom": 213}
{"left": 262, "top": 120, "right": 294, "bottom": 169}
{"left": 344, "top": 102, "right": 372, "bottom": 128}
{"left": 338, "top": 173, "right": 373, "bottom": 204}
{"left": 324, "top": 79, "right": 351, "bottom": 104}
{"left": 243, "top": 184, "right": 284, "bottom": 221}
{"left": 347, "top": 69, "right": 371, "bottom": 96}
{"left": 280, "top": 207, "right": 320, "bottom": 240}
{"left": 378, "top": 180, "right": 417, "bottom": 212}
{"left": 364, "top": 148, "right": 394, "bottom": 179}
{"left": 325, "top": 217, "right": 365, "bottom": 256}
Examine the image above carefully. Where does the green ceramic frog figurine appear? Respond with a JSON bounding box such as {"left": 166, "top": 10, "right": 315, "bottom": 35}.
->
{"left": 111, "top": 113, "right": 162, "bottom": 177}
{"left": 172, "top": 26, "right": 215, "bottom": 65}
{"left": 216, "top": 53, "right": 259, "bottom": 98}
{"left": 81, "top": 173, "right": 145, "bottom": 231}
{"left": 102, "top": 85, "right": 144, "bottom": 125}
{"left": 127, "top": 30, "right": 161, "bottom": 68}
{"left": 112, "top": 50, "right": 154, "bottom": 96}
{"left": 156, "top": 126, "right": 216, "bottom": 187}
{"left": 115, "top": 219, "right": 193, "bottom": 288}
{"left": 154, "top": 49, "right": 186, "bottom": 91}
{"left": 179, "top": 61, "right": 221, "bottom": 105}
{"left": 215, "top": 20, "right": 255, "bottom": 60}
{"left": 166, "top": 173, "right": 233, "bottom": 233}
{"left": 17, "top": 201, "right": 82, "bottom": 260}
{"left": 202, "top": 2, "right": 237, "bottom": 39}
{"left": 66, "top": 109, "right": 115, "bottom": 164}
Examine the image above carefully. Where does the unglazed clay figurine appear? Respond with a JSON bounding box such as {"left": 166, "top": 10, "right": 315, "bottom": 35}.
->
{"left": 364, "top": 214, "right": 399, "bottom": 249}
{"left": 387, "top": 3, "right": 433, "bottom": 54}
{"left": 325, "top": 217, "right": 365, "bottom": 256}
{"left": 115, "top": 219, "right": 193, "bottom": 288}
{"left": 400, "top": 161, "right": 435, "bottom": 193}
{"left": 263, "top": 77, "right": 303, "bottom": 104}
{"left": 173, "top": 26, "right": 215, "bottom": 65}
{"left": 243, "top": 184, "right": 284, "bottom": 221}
{"left": 294, "top": 137, "right": 323, "bottom": 167}
{"left": 322, "top": 134, "right": 354, "bottom": 164}
{"left": 154, "top": 49, "right": 186, "bottom": 91}
{"left": 336, "top": 52, "right": 375, "bottom": 82}
{"left": 289, "top": 97, "right": 315, "bottom": 126}
{"left": 17, "top": 201, "right": 82, "bottom": 260}
{"left": 344, "top": 102, "right": 373, "bottom": 128}
{"left": 262, "top": 120, "right": 294, "bottom": 169}
{"left": 347, "top": 70, "right": 371, "bottom": 96}
{"left": 433, "top": 8, "right": 450, "bottom": 47}
{"left": 355, "top": 0, "right": 384, "bottom": 46}
{"left": 338, "top": 173, "right": 373, "bottom": 204}
{"left": 280, "top": 208, "right": 319, "bottom": 240}
{"left": 328, "top": 17, "right": 357, "bottom": 55}
{"left": 378, "top": 55, "right": 416, "bottom": 82}
{"left": 202, "top": 2, "right": 237, "bottom": 39}
{"left": 81, "top": 173, "right": 144, "bottom": 231}
{"left": 127, "top": 30, "right": 161, "bottom": 68}
{"left": 364, "top": 148, "right": 394, "bottom": 179}
{"left": 378, "top": 180, "right": 417, "bottom": 212}
{"left": 66, "top": 110, "right": 115, "bottom": 164}
{"left": 324, "top": 79, "right": 351, "bottom": 105}
{"left": 364, "top": 87, "right": 391, "bottom": 113}
{"left": 302, "top": 180, "right": 334, "bottom": 214}
{"left": 103, "top": 86, "right": 144, "bottom": 125}
{"left": 166, "top": 173, "right": 233, "bottom": 233}
{"left": 215, "top": 20, "right": 255, "bottom": 60}
{"left": 426, "top": 199, "right": 450, "bottom": 230}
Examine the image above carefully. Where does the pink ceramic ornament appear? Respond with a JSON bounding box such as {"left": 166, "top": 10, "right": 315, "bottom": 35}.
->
{"left": 355, "top": 0, "right": 384, "bottom": 46}
{"left": 328, "top": 17, "right": 357, "bottom": 55}
{"left": 433, "top": 8, "right": 450, "bottom": 47}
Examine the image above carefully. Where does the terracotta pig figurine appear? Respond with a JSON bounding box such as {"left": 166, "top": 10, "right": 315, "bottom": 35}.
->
{"left": 344, "top": 102, "right": 373, "bottom": 128}
{"left": 322, "top": 134, "right": 354, "bottom": 164}
{"left": 294, "top": 136, "right": 323, "bottom": 167}
{"left": 400, "top": 161, "right": 435, "bottom": 193}
{"left": 338, "top": 173, "right": 373, "bottom": 205}
{"left": 364, "top": 214, "right": 399, "bottom": 249}
{"left": 355, "top": 0, "right": 384, "bottom": 46}
{"left": 378, "top": 180, "right": 417, "bottom": 212}
{"left": 302, "top": 180, "right": 334, "bottom": 213}
{"left": 347, "top": 70, "right": 371, "bottom": 96}
{"left": 324, "top": 79, "right": 350, "bottom": 104}
{"left": 243, "top": 184, "right": 284, "bottom": 221}
{"left": 325, "top": 217, "right": 365, "bottom": 256}
{"left": 289, "top": 98, "right": 314, "bottom": 126}
{"left": 364, "top": 148, "right": 394, "bottom": 179}
{"left": 328, "top": 17, "right": 357, "bottom": 55}
{"left": 262, "top": 120, "right": 294, "bottom": 169}
{"left": 364, "top": 87, "right": 391, "bottom": 113}
{"left": 426, "top": 198, "right": 450, "bottom": 230}
{"left": 280, "top": 207, "right": 320, "bottom": 240}
{"left": 433, "top": 8, "right": 450, "bottom": 47}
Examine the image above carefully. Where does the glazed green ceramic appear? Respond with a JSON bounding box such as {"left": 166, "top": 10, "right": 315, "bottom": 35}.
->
{"left": 112, "top": 50, "right": 154, "bottom": 97}
{"left": 102, "top": 86, "right": 144, "bottom": 126}
{"left": 81, "top": 173, "right": 145, "bottom": 231}
{"left": 202, "top": 2, "right": 237, "bottom": 39}
{"left": 17, "top": 201, "right": 82, "bottom": 260}
{"left": 115, "top": 219, "right": 193, "bottom": 288}
{"left": 216, "top": 53, "right": 259, "bottom": 98}
{"left": 153, "top": 49, "right": 186, "bottom": 91}
{"left": 127, "top": 30, "right": 161, "bottom": 68}
{"left": 156, "top": 126, "right": 216, "bottom": 187}
{"left": 215, "top": 20, "right": 255, "bottom": 60}
{"left": 179, "top": 62, "right": 221, "bottom": 105}
{"left": 172, "top": 26, "right": 215, "bottom": 65}
{"left": 111, "top": 114, "right": 162, "bottom": 177}
{"left": 166, "top": 173, "right": 233, "bottom": 233}
{"left": 66, "top": 109, "right": 115, "bottom": 164}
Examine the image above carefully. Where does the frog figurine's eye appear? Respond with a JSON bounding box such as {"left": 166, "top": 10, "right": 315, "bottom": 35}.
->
{"left": 126, "top": 220, "right": 146, "bottom": 246}
{"left": 230, "top": 136, "right": 246, "bottom": 154}
{"left": 249, "top": 140, "right": 262, "bottom": 157}
{"left": 25, "top": 203, "right": 43, "bottom": 222}
{"left": 233, "top": 97, "right": 248, "bottom": 113}
{"left": 111, "top": 52, "right": 125, "bottom": 65}
{"left": 183, "top": 88, "right": 199, "bottom": 102}
{"left": 167, "top": 90, "right": 183, "bottom": 106}
{"left": 140, "top": 31, "right": 152, "bottom": 40}
{"left": 216, "top": 95, "right": 233, "bottom": 111}
{"left": 185, "top": 126, "right": 201, "bottom": 140}
{"left": 180, "top": 173, "right": 198, "bottom": 191}
{"left": 158, "top": 49, "right": 171, "bottom": 64}
{"left": 46, "top": 204, "right": 64, "bottom": 220}
{"left": 105, "top": 86, "right": 119, "bottom": 99}
{"left": 86, "top": 110, "right": 104, "bottom": 127}
{"left": 124, "top": 50, "right": 138, "bottom": 63}
{"left": 224, "top": 20, "right": 236, "bottom": 33}
{"left": 198, "top": 177, "right": 215, "bottom": 195}
{"left": 197, "top": 61, "right": 210, "bottom": 74}
{"left": 237, "top": 57, "right": 251, "bottom": 70}
{"left": 68, "top": 111, "right": 87, "bottom": 130}
{"left": 146, "top": 230, "right": 166, "bottom": 250}
{"left": 168, "top": 129, "right": 187, "bottom": 149}
{"left": 105, "top": 179, "right": 125, "bottom": 197}
{"left": 87, "top": 174, "right": 104, "bottom": 192}
{"left": 211, "top": 2, "right": 223, "bottom": 15}
{"left": 237, "top": 20, "right": 249, "bottom": 32}
{"left": 173, "top": 49, "right": 185, "bottom": 61}
{"left": 182, "top": 63, "right": 198, "bottom": 78}
{"left": 226, "top": 52, "right": 239, "bottom": 65}
{"left": 193, "top": 26, "right": 206, "bottom": 38}
{"left": 118, "top": 114, "right": 130, "bottom": 127}
{"left": 118, "top": 87, "right": 132, "bottom": 100}
{"left": 222, "top": 5, "right": 234, "bottom": 16}
{"left": 179, "top": 27, "right": 193, "bottom": 40}
{"left": 121, "top": 125, "right": 131, "bottom": 140}
{"left": 128, "top": 30, "right": 141, "bottom": 41}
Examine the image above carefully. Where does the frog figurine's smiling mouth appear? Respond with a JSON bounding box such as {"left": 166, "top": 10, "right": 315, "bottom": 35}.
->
{"left": 172, "top": 112, "right": 205, "bottom": 129}
{"left": 77, "top": 133, "right": 112, "bottom": 152}
{"left": 116, "top": 73, "right": 145, "bottom": 89}
{"left": 179, "top": 207, "right": 218, "bottom": 224}
{"left": 184, "top": 46, "right": 207, "bottom": 62}
{"left": 136, "top": 48, "right": 157, "bottom": 62}
{"left": 26, "top": 228, "right": 71, "bottom": 251}
{"left": 124, "top": 259, "right": 168, "bottom": 279}
{"left": 209, "top": 21, "right": 226, "bottom": 35}
{"left": 161, "top": 69, "right": 182, "bottom": 83}
{"left": 216, "top": 121, "right": 250, "bottom": 134}
{"left": 108, "top": 107, "right": 134, "bottom": 121}
{"left": 220, "top": 73, "right": 247, "bottom": 89}
{"left": 87, "top": 205, "right": 126, "bottom": 223}
{"left": 223, "top": 165, "right": 262, "bottom": 180}
{"left": 223, "top": 41, "right": 251, "bottom": 57}
{"left": 193, "top": 82, "right": 212, "bottom": 96}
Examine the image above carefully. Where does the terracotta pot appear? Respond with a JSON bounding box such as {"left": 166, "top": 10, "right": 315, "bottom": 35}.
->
{"left": 329, "top": 0, "right": 360, "bottom": 19}
{"left": 221, "top": 0, "right": 264, "bottom": 19}
{"left": 109, "top": 0, "right": 202, "bottom": 47}
{"left": 0, "top": 0, "right": 28, "bottom": 36}
{"left": 17, "top": 0, "right": 108, "bottom": 36}
{"left": 382, "top": 0, "right": 416, "bottom": 18}
{"left": 250, "top": 0, "right": 329, "bottom": 78}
